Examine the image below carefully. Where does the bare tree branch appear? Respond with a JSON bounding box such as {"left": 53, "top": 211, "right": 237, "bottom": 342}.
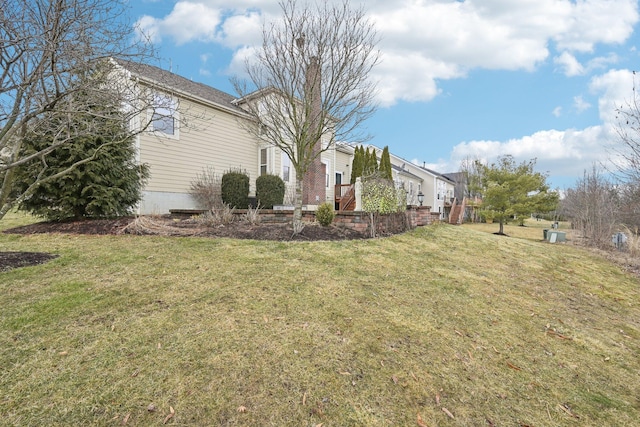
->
{"left": 232, "top": 0, "right": 379, "bottom": 233}
{"left": 0, "top": 0, "right": 158, "bottom": 220}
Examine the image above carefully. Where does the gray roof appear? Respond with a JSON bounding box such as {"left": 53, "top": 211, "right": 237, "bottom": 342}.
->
{"left": 443, "top": 172, "right": 465, "bottom": 184}
{"left": 114, "top": 58, "right": 246, "bottom": 114}
{"left": 392, "top": 164, "right": 423, "bottom": 181}
{"left": 420, "top": 166, "right": 457, "bottom": 184}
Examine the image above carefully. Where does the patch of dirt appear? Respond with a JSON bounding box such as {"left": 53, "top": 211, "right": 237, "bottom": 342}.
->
{"left": 1, "top": 215, "right": 369, "bottom": 271}
{"left": 0, "top": 251, "right": 59, "bottom": 272}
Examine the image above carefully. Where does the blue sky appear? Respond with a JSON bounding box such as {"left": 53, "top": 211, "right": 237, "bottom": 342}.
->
{"left": 128, "top": 0, "right": 640, "bottom": 190}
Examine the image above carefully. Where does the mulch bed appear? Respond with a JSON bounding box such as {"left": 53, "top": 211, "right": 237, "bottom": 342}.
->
{"left": 1, "top": 215, "right": 369, "bottom": 271}
{"left": 0, "top": 251, "right": 59, "bottom": 272}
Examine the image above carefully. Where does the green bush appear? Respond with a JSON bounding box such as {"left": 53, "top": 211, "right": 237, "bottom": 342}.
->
{"left": 15, "top": 132, "right": 148, "bottom": 221}
{"left": 221, "top": 169, "right": 250, "bottom": 209}
{"left": 256, "top": 174, "right": 285, "bottom": 209}
{"left": 315, "top": 202, "right": 335, "bottom": 226}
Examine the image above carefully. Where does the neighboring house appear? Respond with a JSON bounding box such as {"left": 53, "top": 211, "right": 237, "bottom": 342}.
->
{"left": 443, "top": 171, "right": 467, "bottom": 202}
{"left": 364, "top": 145, "right": 456, "bottom": 218}
{"left": 115, "top": 60, "right": 457, "bottom": 216}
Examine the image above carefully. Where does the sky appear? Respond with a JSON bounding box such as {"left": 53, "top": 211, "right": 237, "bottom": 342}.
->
{"left": 128, "top": 0, "right": 640, "bottom": 190}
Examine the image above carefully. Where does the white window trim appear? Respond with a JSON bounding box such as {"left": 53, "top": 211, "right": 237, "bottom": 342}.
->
{"left": 150, "top": 94, "right": 179, "bottom": 140}
{"left": 281, "top": 152, "right": 290, "bottom": 182}
{"left": 260, "top": 147, "right": 269, "bottom": 176}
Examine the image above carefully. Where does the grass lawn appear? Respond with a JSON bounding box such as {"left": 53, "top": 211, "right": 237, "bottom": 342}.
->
{"left": 1, "top": 213, "right": 639, "bottom": 426}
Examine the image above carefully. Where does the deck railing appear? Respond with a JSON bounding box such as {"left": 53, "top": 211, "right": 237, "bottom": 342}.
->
{"left": 335, "top": 184, "right": 355, "bottom": 211}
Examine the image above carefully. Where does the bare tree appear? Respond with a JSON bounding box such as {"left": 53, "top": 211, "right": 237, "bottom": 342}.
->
{"left": 233, "top": 0, "right": 379, "bottom": 233}
{"left": 613, "top": 75, "right": 640, "bottom": 229}
{"left": 614, "top": 74, "right": 640, "bottom": 185}
{"left": 618, "top": 181, "right": 640, "bottom": 232}
{"left": 561, "top": 165, "right": 620, "bottom": 247}
{"left": 458, "top": 156, "right": 484, "bottom": 222}
{"left": 0, "top": 0, "right": 156, "bottom": 220}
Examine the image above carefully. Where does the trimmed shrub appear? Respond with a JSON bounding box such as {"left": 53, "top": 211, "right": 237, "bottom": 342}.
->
{"left": 221, "top": 169, "right": 250, "bottom": 209}
{"left": 256, "top": 174, "right": 285, "bottom": 209}
{"left": 315, "top": 202, "right": 335, "bottom": 226}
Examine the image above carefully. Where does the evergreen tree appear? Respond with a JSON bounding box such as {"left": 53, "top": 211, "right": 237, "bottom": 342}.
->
{"left": 363, "top": 147, "right": 373, "bottom": 176}
{"left": 370, "top": 148, "right": 378, "bottom": 174}
{"left": 476, "top": 156, "right": 559, "bottom": 235}
{"left": 14, "top": 88, "right": 149, "bottom": 221}
{"left": 351, "top": 145, "right": 364, "bottom": 184}
{"left": 379, "top": 146, "right": 392, "bottom": 181}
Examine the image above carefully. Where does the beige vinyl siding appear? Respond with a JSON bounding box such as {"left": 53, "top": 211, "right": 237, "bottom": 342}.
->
{"left": 139, "top": 98, "right": 259, "bottom": 195}
{"left": 335, "top": 149, "right": 352, "bottom": 185}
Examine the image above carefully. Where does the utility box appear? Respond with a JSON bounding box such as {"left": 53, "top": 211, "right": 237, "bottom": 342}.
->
{"left": 547, "top": 230, "right": 566, "bottom": 243}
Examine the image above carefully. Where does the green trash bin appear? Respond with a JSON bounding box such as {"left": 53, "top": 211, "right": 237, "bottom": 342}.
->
{"left": 547, "top": 231, "right": 566, "bottom": 243}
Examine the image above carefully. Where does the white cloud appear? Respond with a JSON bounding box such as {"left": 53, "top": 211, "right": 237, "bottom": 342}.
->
{"left": 554, "top": 51, "right": 620, "bottom": 77}
{"left": 135, "top": 15, "right": 161, "bottom": 44}
{"left": 554, "top": 52, "right": 584, "bottom": 76}
{"left": 135, "top": 2, "right": 222, "bottom": 45}
{"left": 552, "top": 106, "right": 562, "bottom": 117}
{"left": 438, "top": 69, "right": 636, "bottom": 182}
{"left": 225, "top": 45, "right": 260, "bottom": 79}
{"left": 373, "top": 52, "right": 462, "bottom": 107}
{"left": 199, "top": 53, "right": 211, "bottom": 76}
{"left": 586, "top": 53, "right": 620, "bottom": 72}
{"left": 447, "top": 125, "right": 613, "bottom": 179}
{"left": 554, "top": 0, "right": 639, "bottom": 52}
{"left": 573, "top": 96, "right": 591, "bottom": 113}
{"left": 589, "top": 69, "right": 635, "bottom": 123}
{"left": 217, "top": 10, "right": 263, "bottom": 48}
{"left": 135, "top": 0, "right": 639, "bottom": 105}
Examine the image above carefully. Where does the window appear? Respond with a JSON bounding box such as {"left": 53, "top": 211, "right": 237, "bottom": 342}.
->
{"left": 282, "top": 153, "right": 290, "bottom": 182}
{"left": 152, "top": 94, "right": 178, "bottom": 137}
{"left": 325, "top": 160, "right": 330, "bottom": 187}
{"left": 152, "top": 111, "right": 175, "bottom": 135}
{"left": 260, "top": 148, "right": 268, "bottom": 176}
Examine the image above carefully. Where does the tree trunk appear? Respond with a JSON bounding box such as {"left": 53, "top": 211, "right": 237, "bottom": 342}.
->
{"left": 499, "top": 219, "right": 505, "bottom": 235}
{"left": 293, "top": 176, "right": 305, "bottom": 235}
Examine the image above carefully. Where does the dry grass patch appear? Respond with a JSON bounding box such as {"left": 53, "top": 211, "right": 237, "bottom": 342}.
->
{"left": 1, "top": 218, "right": 639, "bottom": 426}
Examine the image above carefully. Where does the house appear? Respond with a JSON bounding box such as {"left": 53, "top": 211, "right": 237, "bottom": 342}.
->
{"left": 116, "top": 59, "right": 356, "bottom": 214}
{"left": 362, "top": 145, "right": 456, "bottom": 219}
{"left": 115, "top": 60, "right": 458, "bottom": 217}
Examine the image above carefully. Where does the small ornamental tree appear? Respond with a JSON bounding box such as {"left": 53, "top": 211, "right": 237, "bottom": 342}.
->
{"left": 476, "top": 156, "right": 559, "bottom": 235}
{"left": 221, "top": 169, "right": 250, "bottom": 209}
{"left": 256, "top": 174, "right": 285, "bottom": 208}
{"left": 362, "top": 177, "right": 406, "bottom": 237}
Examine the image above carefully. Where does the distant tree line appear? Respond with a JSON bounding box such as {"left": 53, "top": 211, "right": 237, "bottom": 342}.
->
{"left": 558, "top": 78, "right": 640, "bottom": 248}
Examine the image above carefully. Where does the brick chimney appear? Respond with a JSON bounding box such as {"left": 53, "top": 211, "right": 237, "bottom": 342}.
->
{"left": 302, "top": 56, "right": 326, "bottom": 206}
